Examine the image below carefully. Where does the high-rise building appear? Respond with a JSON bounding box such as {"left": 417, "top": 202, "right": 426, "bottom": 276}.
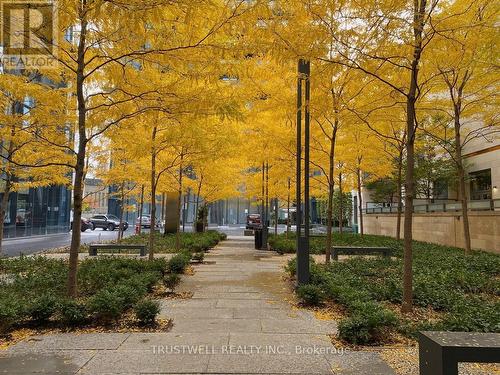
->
{"left": 1, "top": 186, "right": 71, "bottom": 239}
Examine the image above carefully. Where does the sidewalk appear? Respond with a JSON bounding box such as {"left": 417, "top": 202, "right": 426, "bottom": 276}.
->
{"left": 0, "top": 236, "right": 395, "bottom": 374}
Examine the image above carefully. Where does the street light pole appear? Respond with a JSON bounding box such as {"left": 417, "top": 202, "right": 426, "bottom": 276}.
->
{"left": 296, "top": 59, "right": 311, "bottom": 285}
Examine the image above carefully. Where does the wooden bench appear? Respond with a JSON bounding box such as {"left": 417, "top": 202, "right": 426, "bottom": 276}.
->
{"left": 331, "top": 246, "right": 392, "bottom": 261}
{"left": 419, "top": 331, "right": 500, "bottom": 375}
{"left": 88, "top": 244, "right": 147, "bottom": 257}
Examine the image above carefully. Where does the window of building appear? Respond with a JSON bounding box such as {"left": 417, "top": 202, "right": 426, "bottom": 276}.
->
{"left": 433, "top": 178, "right": 449, "bottom": 200}
{"left": 469, "top": 169, "right": 492, "bottom": 200}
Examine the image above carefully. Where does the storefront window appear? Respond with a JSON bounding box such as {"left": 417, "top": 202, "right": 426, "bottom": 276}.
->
{"left": 2, "top": 186, "right": 70, "bottom": 239}
{"left": 15, "top": 190, "right": 32, "bottom": 237}
{"left": 469, "top": 169, "right": 492, "bottom": 200}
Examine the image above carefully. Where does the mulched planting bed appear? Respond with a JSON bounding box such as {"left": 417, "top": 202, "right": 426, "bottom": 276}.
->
{"left": 280, "top": 233, "right": 500, "bottom": 346}
{"left": 0, "top": 251, "right": 199, "bottom": 345}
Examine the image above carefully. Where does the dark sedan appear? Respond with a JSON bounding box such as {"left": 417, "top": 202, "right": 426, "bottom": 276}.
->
{"left": 72, "top": 217, "right": 95, "bottom": 232}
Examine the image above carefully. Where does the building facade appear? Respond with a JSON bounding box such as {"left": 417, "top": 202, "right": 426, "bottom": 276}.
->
{"left": 1, "top": 185, "right": 71, "bottom": 239}
{"left": 355, "top": 131, "right": 500, "bottom": 252}
{"left": 461, "top": 127, "right": 499, "bottom": 202}
{"left": 82, "top": 178, "right": 108, "bottom": 216}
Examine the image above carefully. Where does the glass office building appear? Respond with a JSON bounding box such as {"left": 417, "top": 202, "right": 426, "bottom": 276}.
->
{"left": 1, "top": 185, "right": 71, "bottom": 239}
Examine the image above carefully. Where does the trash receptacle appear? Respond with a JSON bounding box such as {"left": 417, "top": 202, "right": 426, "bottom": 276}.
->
{"left": 254, "top": 228, "right": 263, "bottom": 249}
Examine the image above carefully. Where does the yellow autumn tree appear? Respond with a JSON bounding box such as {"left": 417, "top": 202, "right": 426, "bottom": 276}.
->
{"left": 0, "top": 73, "right": 72, "bottom": 255}
{"left": 424, "top": 0, "right": 500, "bottom": 254}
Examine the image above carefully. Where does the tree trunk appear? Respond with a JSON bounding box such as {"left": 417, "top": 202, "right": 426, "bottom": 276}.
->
{"left": 149, "top": 125, "right": 158, "bottom": 261}
{"left": 274, "top": 198, "right": 278, "bottom": 235}
{"left": 0, "top": 129, "right": 15, "bottom": 256}
{"left": 286, "top": 178, "right": 291, "bottom": 237}
{"left": 160, "top": 192, "right": 165, "bottom": 231}
{"left": 67, "top": 14, "right": 88, "bottom": 297}
{"left": 0, "top": 177, "right": 12, "bottom": 256}
{"left": 175, "top": 153, "right": 184, "bottom": 251}
{"left": 454, "top": 107, "right": 472, "bottom": 254}
{"left": 402, "top": 102, "right": 416, "bottom": 313}
{"left": 357, "top": 167, "right": 364, "bottom": 236}
{"left": 202, "top": 203, "right": 208, "bottom": 230}
{"left": 265, "top": 162, "right": 269, "bottom": 229}
{"left": 138, "top": 185, "right": 144, "bottom": 235}
{"left": 182, "top": 191, "right": 188, "bottom": 232}
{"left": 117, "top": 182, "right": 125, "bottom": 242}
{"left": 193, "top": 176, "right": 203, "bottom": 232}
{"left": 68, "top": 153, "right": 85, "bottom": 297}
{"left": 338, "top": 171, "right": 343, "bottom": 234}
{"left": 261, "top": 162, "right": 265, "bottom": 225}
{"left": 402, "top": 0, "right": 427, "bottom": 313}
{"left": 396, "top": 150, "right": 404, "bottom": 240}
{"left": 325, "top": 123, "right": 338, "bottom": 263}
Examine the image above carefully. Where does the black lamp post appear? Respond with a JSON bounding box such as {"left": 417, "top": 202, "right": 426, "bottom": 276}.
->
{"left": 296, "top": 59, "right": 311, "bottom": 285}
{"left": 260, "top": 161, "right": 269, "bottom": 249}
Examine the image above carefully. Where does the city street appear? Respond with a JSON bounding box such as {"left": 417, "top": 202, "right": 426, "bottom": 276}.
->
{"left": 1, "top": 224, "right": 299, "bottom": 258}
{"left": 2, "top": 229, "right": 134, "bottom": 258}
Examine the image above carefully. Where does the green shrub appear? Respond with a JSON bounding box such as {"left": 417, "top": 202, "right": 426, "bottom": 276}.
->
{"left": 136, "top": 272, "right": 161, "bottom": 292}
{"left": 122, "top": 275, "right": 148, "bottom": 296}
{"left": 0, "top": 257, "right": 167, "bottom": 329}
{"left": 338, "top": 301, "right": 398, "bottom": 345}
{"left": 269, "top": 236, "right": 295, "bottom": 254}
{"left": 28, "top": 293, "right": 59, "bottom": 323}
{"left": 413, "top": 280, "right": 461, "bottom": 311}
{"left": 134, "top": 299, "right": 160, "bottom": 325}
{"left": 145, "top": 258, "right": 169, "bottom": 278}
{"left": 192, "top": 252, "right": 205, "bottom": 263}
{"left": 369, "top": 275, "right": 402, "bottom": 303}
{"left": 87, "top": 288, "right": 125, "bottom": 322}
{"left": 0, "top": 295, "right": 24, "bottom": 333}
{"left": 324, "top": 280, "right": 370, "bottom": 308}
{"left": 163, "top": 273, "right": 181, "bottom": 291}
{"left": 338, "top": 316, "right": 373, "bottom": 345}
{"left": 285, "top": 258, "right": 297, "bottom": 277}
{"left": 442, "top": 301, "right": 500, "bottom": 333}
{"left": 297, "top": 284, "right": 324, "bottom": 305}
{"left": 59, "top": 299, "right": 87, "bottom": 326}
{"left": 167, "top": 254, "right": 190, "bottom": 274}
{"left": 112, "top": 284, "right": 143, "bottom": 308}
{"left": 284, "top": 257, "right": 316, "bottom": 279}
{"left": 271, "top": 233, "right": 400, "bottom": 255}
{"left": 309, "top": 264, "right": 330, "bottom": 287}
{"left": 121, "top": 231, "right": 223, "bottom": 254}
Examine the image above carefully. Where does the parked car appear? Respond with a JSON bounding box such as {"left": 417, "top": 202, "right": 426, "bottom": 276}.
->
{"left": 135, "top": 215, "right": 160, "bottom": 229}
{"left": 246, "top": 214, "right": 262, "bottom": 230}
{"left": 80, "top": 217, "right": 95, "bottom": 232}
{"left": 70, "top": 217, "right": 95, "bottom": 232}
{"left": 90, "top": 214, "right": 128, "bottom": 231}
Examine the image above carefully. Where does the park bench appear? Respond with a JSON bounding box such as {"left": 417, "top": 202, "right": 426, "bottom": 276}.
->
{"left": 331, "top": 246, "right": 392, "bottom": 261}
{"left": 419, "top": 331, "right": 500, "bottom": 375}
{"left": 88, "top": 244, "right": 147, "bottom": 257}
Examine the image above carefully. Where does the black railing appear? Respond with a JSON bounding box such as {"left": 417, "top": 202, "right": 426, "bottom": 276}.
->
{"left": 364, "top": 199, "right": 500, "bottom": 214}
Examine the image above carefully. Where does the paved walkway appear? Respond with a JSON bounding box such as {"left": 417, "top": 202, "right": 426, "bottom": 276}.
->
{"left": 0, "top": 236, "right": 395, "bottom": 374}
